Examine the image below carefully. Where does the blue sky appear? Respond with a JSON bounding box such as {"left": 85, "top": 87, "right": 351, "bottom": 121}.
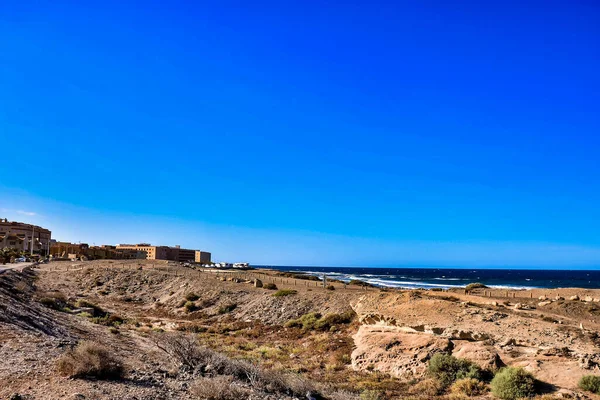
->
{"left": 1, "top": 1, "right": 599, "bottom": 267}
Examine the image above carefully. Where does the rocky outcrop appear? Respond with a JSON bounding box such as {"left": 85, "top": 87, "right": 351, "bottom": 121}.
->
{"left": 349, "top": 291, "right": 600, "bottom": 390}
{"left": 0, "top": 268, "right": 71, "bottom": 338}
{"left": 352, "top": 325, "right": 451, "bottom": 379}
{"left": 451, "top": 341, "right": 503, "bottom": 370}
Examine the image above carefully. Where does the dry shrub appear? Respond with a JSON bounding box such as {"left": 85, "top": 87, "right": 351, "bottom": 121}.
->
{"left": 450, "top": 377, "right": 488, "bottom": 396}
{"left": 278, "top": 371, "right": 316, "bottom": 396}
{"left": 263, "top": 283, "right": 277, "bottom": 290}
{"left": 285, "top": 311, "right": 355, "bottom": 331}
{"left": 190, "top": 376, "right": 248, "bottom": 400}
{"left": 409, "top": 378, "right": 444, "bottom": 397}
{"left": 38, "top": 291, "right": 68, "bottom": 310}
{"left": 155, "top": 333, "right": 316, "bottom": 396}
{"left": 197, "top": 298, "right": 216, "bottom": 309}
{"left": 154, "top": 333, "right": 209, "bottom": 371}
{"left": 14, "top": 280, "right": 30, "bottom": 293}
{"left": 328, "top": 390, "right": 360, "bottom": 400}
{"left": 360, "top": 390, "right": 382, "bottom": 400}
{"left": 218, "top": 303, "right": 237, "bottom": 314}
{"left": 57, "top": 341, "right": 124, "bottom": 379}
{"left": 185, "top": 292, "right": 200, "bottom": 301}
{"left": 74, "top": 300, "right": 106, "bottom": 317}
{"left": 91, "top": 313, "right": 124, "bottom": 327}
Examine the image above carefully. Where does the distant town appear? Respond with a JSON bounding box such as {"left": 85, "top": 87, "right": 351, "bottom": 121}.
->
{"left": 0, "top": 217, "right": 253, "bottom": 267}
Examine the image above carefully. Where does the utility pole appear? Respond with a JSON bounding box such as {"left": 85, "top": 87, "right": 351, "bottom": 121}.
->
{"left": 31, "top": 225, "right": 35, "bottom": 256}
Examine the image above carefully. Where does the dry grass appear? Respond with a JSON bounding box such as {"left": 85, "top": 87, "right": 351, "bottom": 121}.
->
{"left": 57, "top": 341, "right": 125, "bottom": 379}
{"left": 154, "top": 333, "right": 317, "bottom": 396}
{"left": 450, "top": 378, "right": 488, "bottom": 396}
{"left": 409, "top": 378, "right": 444, "bottom": 397}
{"left": 328, "top": 390, "right": 360, "bottom": 400}
{"left": 190, "top": 376, "right": 248, "bottom": 399}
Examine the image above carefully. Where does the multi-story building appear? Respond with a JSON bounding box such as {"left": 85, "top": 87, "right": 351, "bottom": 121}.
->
{"left": 50, "top": 242, "right": 143, "bottom": 260}
{"left": 116, "top": 244, "right": 168, "bottom": 260}
{"left": 50, "top": 241, "right": 89, "bottom": 258}
{"left": 166, "top": 245, "right": 197, "bottom": 262}
{"left": 195, "top": 251, "right": 212, "bottom": 263}
{"left": 116, "top": 243, "right": 208, "bottom": 262}
{"left": 0, "top": 218, "right": 52, "bottom": 255}
{"left": 86, "top": 245, "right": 142, "bottom": 260}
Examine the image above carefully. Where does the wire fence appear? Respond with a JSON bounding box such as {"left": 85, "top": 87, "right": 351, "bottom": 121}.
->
{"left": 39, "top": 263, "right": 374, "bottom": 292}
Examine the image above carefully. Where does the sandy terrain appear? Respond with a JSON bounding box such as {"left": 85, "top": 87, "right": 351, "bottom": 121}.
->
{"left": 1, "top": 260, "right": 599, "bottom": 399}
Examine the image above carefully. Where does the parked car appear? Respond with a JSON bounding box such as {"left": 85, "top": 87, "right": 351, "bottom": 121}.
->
{"left": 15, "top": 257, "right": 27, "bottom": 263}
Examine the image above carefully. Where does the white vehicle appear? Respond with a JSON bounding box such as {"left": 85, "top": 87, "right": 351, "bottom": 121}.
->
{"left": 15, "top": 257, "right": 27, "bottom": 263}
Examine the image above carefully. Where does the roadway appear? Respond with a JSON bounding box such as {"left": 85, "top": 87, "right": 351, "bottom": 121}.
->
{"left": 0, "top": 262, "right": 37, "bottom": 274}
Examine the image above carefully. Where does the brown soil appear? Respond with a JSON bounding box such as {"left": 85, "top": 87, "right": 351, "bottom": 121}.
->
{"left": 1, "top": 260, "right": 599, "bottom": 399}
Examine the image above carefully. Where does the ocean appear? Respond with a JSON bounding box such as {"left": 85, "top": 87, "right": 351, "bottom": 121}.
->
{"left": 255, "top": 266, "right": 600, "bottom": 290}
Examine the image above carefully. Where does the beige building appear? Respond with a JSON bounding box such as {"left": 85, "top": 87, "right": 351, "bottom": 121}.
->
{"left": 195, "top": 251, "right": 211, "bottom": 263}
{"left": 116, "top": 244, "right": 168, "bottom": 260}
{"left": 50, "top": 242, "right": 141, "bottom": 260}
{"left": 116, "top": 244, "right": 207, "bottom": 262}
{"left": 0, "top": 218, "right": 52, "bottom": 255}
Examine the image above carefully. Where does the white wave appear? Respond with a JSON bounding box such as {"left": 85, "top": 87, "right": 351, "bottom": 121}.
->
{"left": 486, "top": 285, "right": 538, "bottom": 290}
{"left": 283, "top": 269, "right": 540, "bottom": 290}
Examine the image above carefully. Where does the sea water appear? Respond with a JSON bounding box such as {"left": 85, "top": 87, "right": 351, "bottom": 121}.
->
{"left": 255, "top": 265, "right": 600, "bottom": 289}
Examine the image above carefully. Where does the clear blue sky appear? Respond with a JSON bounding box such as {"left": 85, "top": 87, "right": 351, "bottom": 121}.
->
{"left": 1, "top": 1, "right": 599, "bottom": 268}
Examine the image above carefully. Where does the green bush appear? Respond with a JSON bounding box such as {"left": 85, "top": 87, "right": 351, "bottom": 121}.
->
{"left": 465, "top": 282, "right": 488, "bottom": 291}
{"left": 285, "top": 312, "right": 322, "bottom": 330}
{"left": 314, "top": 311, "right": 355, "bottom": 331}
{"left": 285, "top": 311, "right": 355, "bottom": 331}
{"left": 185, "top": 293, "right": 200, "bottom": 301}
{"left": 273, "top": 289, "right": 297, "bottom": 297}
{"left": 277, "top": 272, "right": 321, "bottom": 281}
{"left": 578, "top": 375, "right": 600, "bottom": 394}
{"left": 428, "top": 354, "right": 483, "bottom": 388}
{"left": 90, "top": 314, "right": 124, "bottom": 327}
{"left": 39, "top": 297, "right": 64, "bottom": 310}
{"left": 490, "top": 367, "right": 536, "bottom": 400}
{"left": 184, "top": 301, "right": 198, "bottom": 313}
{"left": 74, "top": 300, "right": 106, "bottom": 317}
{"left": 218, "top": 303, "right": 237, "bottom": 314}
{"left": 326, "top": 285, "right": 335, "bottom": 291}
{"left": 263, "top": 283, "right": 278, "bottom": 290}
{"left": 348, "top": 280, "right": 374, "bottom": 287}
